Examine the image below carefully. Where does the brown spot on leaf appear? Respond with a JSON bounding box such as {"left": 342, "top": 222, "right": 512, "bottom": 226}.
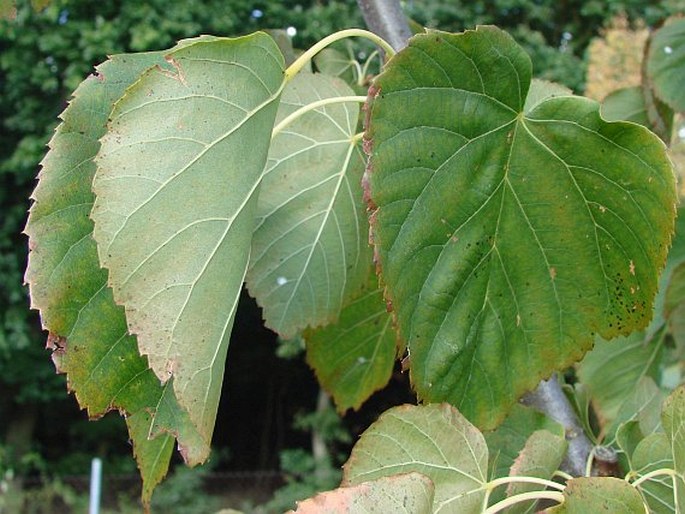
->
{"left": 629, "top": 260, "right": 635, "bottom": 275}
{"left": 46, "top": 333, "right": 67, "bottom": 373}
{"left": 549, "top": 267, "right": 557, "bottom": 279}
{"left": 46, "top": 332, "right": 67, "bottom": 352}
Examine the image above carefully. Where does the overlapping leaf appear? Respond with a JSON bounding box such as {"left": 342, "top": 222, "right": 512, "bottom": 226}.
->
{"left": 343, "top": 403, "right": 488, "bottom": 513}
{"left": 600, "top": 85, "right": 673, "bottom": 145}
{"left": 247, "top": 72, "right": 370, "bottom": 337}
{"left": 546, "top": 477, "right": 645, "bottom": 513}
{"left": 24, "top": 50, "right": 207, "bottom": 503}
{"left": 662, "top": 385, "right": 685, "bottom": 510}
{"left": 484, "top": 404, "right": 563, "bottom": 504}
{"left": 90, "top": 34, "right": 285, "bottom": 442}
{"left": 631, "top": 433, "right": 674, "bottom": 513}
{"left": 601, "top": 87, "right": 650, "bottom": 125}
{"left": 364, "top": 26, "right": 676, "bottom": 429}
{"left": 289, "top": 472, "right": 434, "bottom": 514}
{"left": 506, "top": 430, "right": 567, "bottom": 514}
{"left": 577, "top": 331, "right": 663, "bottom": 431}
{"left": 305, "top": 269, "right": 395, "bottom": 412}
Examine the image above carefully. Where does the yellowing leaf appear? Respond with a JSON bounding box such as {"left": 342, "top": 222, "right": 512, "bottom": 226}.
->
{"left": 91, "top": 34, "right": 285, "bottom": 443}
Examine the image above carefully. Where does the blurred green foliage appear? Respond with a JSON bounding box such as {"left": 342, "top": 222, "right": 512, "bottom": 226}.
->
{"left": 405, "top": 0, "right": 682, "bottom": 92}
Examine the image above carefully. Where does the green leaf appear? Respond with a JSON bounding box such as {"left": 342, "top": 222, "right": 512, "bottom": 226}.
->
{"left": 506, "top": 430, "right": 567, "bottom": 514}
{"left": 314, "top": 47, "right": 357, "bottom": 85}
{"left": 601, "top": 87, "right": 650, "bottom": 125}
{"left": 600, "top": 86, "right": 673, "bottom": 143}
{"left": 247, "top": 72, "right": 369, "bottom": 337}
{"left": 90, "top": 34, "right": 285, "bottom": 442}
{"left": 665, "top": 262, "right": 685, "bottom": 348}
{"left": 616, "top": 421, "right": 645, "bottom": 471}
{"left": 662, "top": 385, "right": 685, "bottom": 510}
{"left": 288, "top": 472, "right": 434, "bottom": 514}
{"left": 577, "top": 331, "right": 663, "bottom": 432}
{"left": 343, "top": 403, "right": 488, "bottom": 514}
{"left": 305, "top": 269, "right": 395, "bottom": 412}
{"left": 484, "top": 403, "right": 564, "bottom": 498}
{"left": 647, "top": 17, "right": 685, "bottom": 113}
{"left": 650, "top": 207, "right": 685, "bottom": 339}
{"left": 364, "top": 26, "right": 676, "bottom": 429}
{"left": 24, "top": 51, "right": 207, "bottom": 503}
{"left": 610, "top": 376, "right": 664, "bottom": 442}
{"left": 546, "top": 477, "right": 645, "bottom": 513}
{"left": 523, "top": 79, "right": 573, "bottom": 114}
{"left": 632, "top": 433, "right": 675, "bottom": 514}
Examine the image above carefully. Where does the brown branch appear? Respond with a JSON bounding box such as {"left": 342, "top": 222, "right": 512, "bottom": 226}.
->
{"left": 356, "top": 0, "right": 412, "bottom": 52}
{"left": 521, "top": 375, "right": 593, "bottom": 477}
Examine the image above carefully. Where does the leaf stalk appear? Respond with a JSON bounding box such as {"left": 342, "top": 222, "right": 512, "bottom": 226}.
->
{"left": 284, "top": 29, "right": 394, "bottom": 82}
{"left": 271, "top": 95, "right": 367, "bottom": 137}
{"left": 483, "top": 490, "right": 565, "bottom": 514}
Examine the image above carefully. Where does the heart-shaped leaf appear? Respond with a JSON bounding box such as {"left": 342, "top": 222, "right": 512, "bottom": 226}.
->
{"left": 24, "top": 50, "right": 207, "bottom": 503}
{"left": 343, "top": 403, "right": 488, "bottom": 513}
{"left": 91, "top": 34, "right": 285, "bottom": 441}
{"left": 364, "top": 25, "right": 676, "bottom": 429}
{"left": 247, "top": 71, "right": 369, "bottom": 337}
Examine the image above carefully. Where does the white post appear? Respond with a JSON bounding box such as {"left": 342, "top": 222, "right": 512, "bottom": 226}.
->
{"left": 89, "top": 457, "right": 102, "bottom": 514}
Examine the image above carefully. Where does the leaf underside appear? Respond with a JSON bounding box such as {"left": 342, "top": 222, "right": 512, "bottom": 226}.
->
{"left": 547, "top": 477, "right": 645, "bottom": 513}
{"left": 577, "top": 331, "right": 663, "bottom": 430}
{"left": 24, "top": 50, "right": 207, "bottom": 504}
{"left": 365, "top": 25, "right": 676, "bottom": 429}
{"left": 343, "top": 403, "right": 488, "bottom": 514}
{"left": 289, "top": 472, "right": 434, "bottom": 514}
{"left": 247, "top": 71, "right": 370, "bottom": 337}
{"left": 506, "top": 430, "right": 567, "bottom": 514}
{"left": 90, "top": 33, "right": 285, "bottom": 442}
{"left": 631, "top": 433, "right": 674, "bottom": 513}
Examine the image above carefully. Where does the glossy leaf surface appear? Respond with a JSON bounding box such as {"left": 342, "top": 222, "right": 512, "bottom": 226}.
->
{"left": 91, "top": 34, "right": 285, "bottom": 441}
{"left": 365, "top": 26, "right": 676, "bottom": 428}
